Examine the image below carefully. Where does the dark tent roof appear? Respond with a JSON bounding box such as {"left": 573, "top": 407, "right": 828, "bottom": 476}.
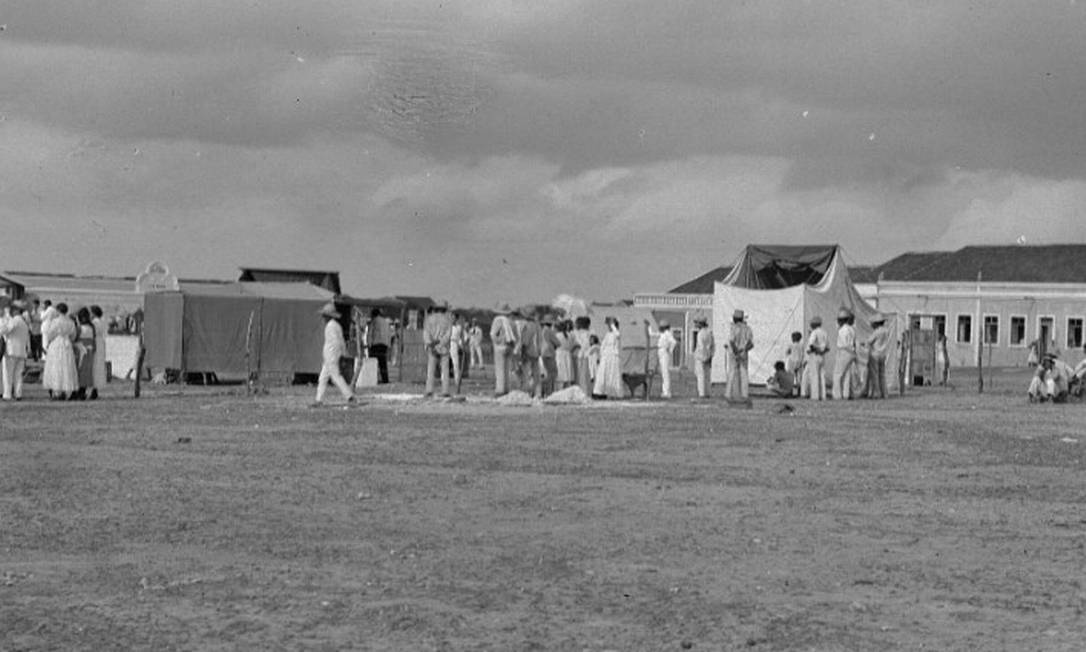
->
{"left": 725, "top": 245, "right": 839, "bottom": 289}
{"left": 668, "top": 266, "right": 732, "bottom": 294}
{"left": 238, "top": 267, "right": 341, "bottom": 294}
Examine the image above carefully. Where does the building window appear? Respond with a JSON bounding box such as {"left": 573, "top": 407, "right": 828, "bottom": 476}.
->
{"left": 1009, "top": 316, "right": 1026, "bottom": 346}
{"left": 1069, "top": 318, "right": 1084, "bottom": 349}
{"left": 983, "top": 315, "right": 999, "bottom": 345}
{"left": 956, "top": 315, "right": 972, "bottom": 343}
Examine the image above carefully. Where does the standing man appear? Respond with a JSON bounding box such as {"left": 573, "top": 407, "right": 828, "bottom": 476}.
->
{"left": 423, "top": 303, "right": 453, "bottom": 398}
{"left": 539, "top": 315, "right": 560, "bottom": 397}
{"left": 468, "top": 318, "right": 485, "bottom": 370}
{"left": 692, "top": 316, "right": 714, "bottom": 399}
{"left": 368, "top": 308, "right": 392, "bottom": 384}
{"left": 725, "top": 309, "right": 754, "bottom": 402}
{"left": 29, "top": 299, "right": 43, "bottom": 361}
{"left": 802, "top": 315, "right": 829, "bottom": 400}
{"left": 489, "top": 305, "right": 517, "bottom": 397}
{"left": 314, "top": 302, "right": 355, "bottom": 406}
{"left": 656, "top": 320, "right": 677, "bottom": 399}
{"left": 833, "top": 307, "right": 857, "bottom": 400}
{"left": 863, "top": 312, "right": 891, "bottom": 398}
{"left": 1, "top": 301, "right": 31, "bottom": 401}
{"left": 516, "top": 311, "right": 543, "bottom": 398}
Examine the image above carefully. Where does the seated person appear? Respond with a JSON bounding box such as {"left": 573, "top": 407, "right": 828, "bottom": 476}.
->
{"left": 766, "top": 360, "right": 795, "bottom": 398}
{"left": 1028, "top": 353, "right": 1074, "bottom": 403}
{"left": 1070, "top": 344, "right": 1086, "bottom": 397}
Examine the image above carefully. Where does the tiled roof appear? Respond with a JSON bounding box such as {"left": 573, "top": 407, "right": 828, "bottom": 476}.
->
{"left": 668, "top": 266, "right": 732, "bottom": 294}
{"left": 874, "top": 246, "right": 1086, "bottom": 283}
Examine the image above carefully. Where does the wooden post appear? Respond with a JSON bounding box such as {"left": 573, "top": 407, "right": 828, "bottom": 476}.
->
{"left": 134, "top": 337, "right": 146, "bottom": 398}
{"left": 244, "top": 310, "right": 255, "bottom": 393}
{"left": 643, "top": 320, "right": 651, "bottom": 400}
{"left": 976, "top": 271, "right": 984, "bottom": 394}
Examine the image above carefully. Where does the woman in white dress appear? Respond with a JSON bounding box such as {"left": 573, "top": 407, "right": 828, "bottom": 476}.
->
{"left": 592, "top": 316, "right": 624, "bottom": 399}
{"left": 43, "top": 302, "right": 78, "bottom": 399}
{"left": 555, "top": 320, "right": 574, "bottom": 389}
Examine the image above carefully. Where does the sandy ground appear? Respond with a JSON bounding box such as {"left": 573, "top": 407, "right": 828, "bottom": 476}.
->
{"left": 2, "top": 369, "right": 1086, "bottom": 651}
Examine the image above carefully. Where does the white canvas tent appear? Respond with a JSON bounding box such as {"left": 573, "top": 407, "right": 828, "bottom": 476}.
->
{"left": 712, "top": 245, "right": 899, "bottom": 389}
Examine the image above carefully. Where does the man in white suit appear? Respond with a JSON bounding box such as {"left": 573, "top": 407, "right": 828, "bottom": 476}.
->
{"left": 1, "top": 301, "right": 31, "bottom": 401}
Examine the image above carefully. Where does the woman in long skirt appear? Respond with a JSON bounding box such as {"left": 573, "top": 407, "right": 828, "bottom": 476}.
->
{"left": 573, "top": 317, "right": 592, "bottom": 394}
{"left": 592, "top": 316, "right": 624, "bottom": 399}
{"left": 74, "top": 307, "right": 97, "bottom": 400}
{"left": 90, "top": 305, "right": 108, "bottom": 398}
{"left": 555, "top": 320, "right": 574, "bottom": 389}
{"left": 42, "top": 303, "right": 78, "bottom": 399}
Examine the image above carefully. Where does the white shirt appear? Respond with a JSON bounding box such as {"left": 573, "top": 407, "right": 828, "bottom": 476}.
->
{"left": 836, "top": 323, "right": 856, "bottom": 353}
{"left": 807, "top": 327, "right": 829, "bottom": 356}
{"left": 323, "top": 320, "right": 346, "bottom": 363}
{"left": 657, "top": 329, "right": 676, "bottom": 359}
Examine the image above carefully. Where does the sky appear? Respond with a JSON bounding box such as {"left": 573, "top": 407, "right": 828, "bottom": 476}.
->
{"left": 2, "top": 1, "right": 1085, "bottom": 307}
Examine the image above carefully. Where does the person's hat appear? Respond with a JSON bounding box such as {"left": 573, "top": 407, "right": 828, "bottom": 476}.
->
{"left": 318, "top": 302, "right": 341, "bottom": 318}
{"left": 433, "top": 302, "right": 449, "bottom": 312}
{"left": 871, "top": 311, "right": 886, "bottom": 324}
{"left": 733, "top": 309, "right": 745, "bottom": 321}
{"left": 694, "top": 316, "right": 708, "bottom": 326}
{"left": 658, "top": 319, "right": 670, "bottom": 329}
{"left": 837, "top": 307, "right": 853, "bottom": 320}
{"left": 542, "top": 313, "right": 557, "bottom": 325}
{"left": 810, "top": 315, "right": 823, "bottom": 326}
{"left": 1044, "top": 351, "right": 1059, "bottom": 361}
{"left": 10, "top": 299, "right": 27, "bottom": 310}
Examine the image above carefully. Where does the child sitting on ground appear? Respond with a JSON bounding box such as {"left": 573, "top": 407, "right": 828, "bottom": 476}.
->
{"left": 766, "top": 360, "right": 794, "bottom": 398}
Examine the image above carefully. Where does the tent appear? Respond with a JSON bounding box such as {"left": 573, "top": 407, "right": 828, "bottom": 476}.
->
{"left": 712, "top": 245, "right": 899, "bottom": 388}
{"left": 143, "top": 282, "right": 336, "bottom": 379}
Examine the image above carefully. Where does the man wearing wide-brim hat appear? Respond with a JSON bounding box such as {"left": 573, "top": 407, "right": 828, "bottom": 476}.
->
{"left": 313, "top": 302, "right": 356, "bottom": 406}
{"left": 655, "top": 319, "right": 677, "bottom": 399}
{"left": 863, "top": 311, "right": 891, "bottom": 399}
{"left": 423, "top": 302, "right": 453, "bottom": 398}
{"left": 833, "top": 307, "right": 858, "bottom": 400}
{"left": 802, "top": 315, "right": 829, "bottom": 400}
{"left": 692, "top": 315, "right": 714, "bottom": 398}
{"left": 1, "top": 300, "right": 31, "bottom": 401}
{"left": 489, "top": 303, "right": 518, "bottom": 397}
{"left": 725, "top": 308, "right": 754, "bottom": 402}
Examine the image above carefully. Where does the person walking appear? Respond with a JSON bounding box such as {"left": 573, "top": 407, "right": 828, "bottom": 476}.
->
{"left": 725, "top": 309, "right": 754, "bottom": 402}
{"left": 656, "top": 320, "right": 677, "bottom": 399}
{"left": 802, "top": 315, "right": 829, "bottom": 400}
{"left": 314, "top": 302, "right": 355, "bottom": 406}
{"left": 692, "top": 316, "right": 714, "bottom": 398}
{"left": 489, "top": 305, "right": 517, "bottom": 397}
{"left": 1, "top": 301, "right": 31, "bottom": 401}
{"left": 423, "top": 304, "right": 453, "bottom": 398}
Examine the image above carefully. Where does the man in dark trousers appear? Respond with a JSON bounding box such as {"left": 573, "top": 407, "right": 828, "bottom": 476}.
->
{"left": 368, "top": 308, "right": 392, "bottom": 384}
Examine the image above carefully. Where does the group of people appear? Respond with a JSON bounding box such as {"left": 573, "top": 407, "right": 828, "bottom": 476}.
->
{"left": 1026, "top": 345, "right": 1086, "bottom": 403}
{"left": 762, "top": 307, "right": 893, "bottom": 401}
{"left": 459, "top": 305, "right": 612, "bottom": 399}
{"left": 0, "top": 299, "right": 108, "bottom": 401}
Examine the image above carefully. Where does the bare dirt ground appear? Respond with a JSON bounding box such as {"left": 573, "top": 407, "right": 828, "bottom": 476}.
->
{"left": 3, "top": 369, "right": 1086, "bottom": 651}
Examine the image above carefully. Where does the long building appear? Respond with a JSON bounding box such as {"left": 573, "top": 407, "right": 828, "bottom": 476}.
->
{"left": 636, "top": 244, "right": 1086, "bottom": 371}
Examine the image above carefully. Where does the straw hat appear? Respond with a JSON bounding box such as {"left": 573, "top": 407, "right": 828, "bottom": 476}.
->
{"left": 495, "top": 303, "right": 513, "bottom": 314}
{"left": 733, "top": 309, "right": 745, "bottom": 321}
{"left": 318, "top": 302, "right": 341, "bottom": 319}
{"left": 810, "top": 315, "right": 823, "bottom": 327}
{"left": 658, "top": 319, "right": 670, "bottom": 329}
{"left": 871, "top": 312, "right": 886, "bottom": 324}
